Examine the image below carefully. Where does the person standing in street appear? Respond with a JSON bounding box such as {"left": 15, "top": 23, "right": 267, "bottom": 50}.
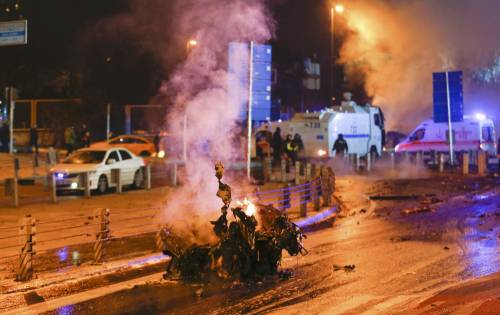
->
{"left": 64, "top": 126, "right": 75, "bottom": 156}
{"left": 271, "top": 127, "right": 282, "bottom": 164}
{"left": 79, "top": 123, "right": 90, "bottom": 148}
{"left": 285, "top": 134, "right": 298, "bottom": 163}
{"left": 497, "top": 137, "right": 500, "bottom": 175}
{"left": 153, "top": 132, "right": 160, "bottom": 154}
{"left": 293, "top": 133, "right": 304, "bottom": 161}
{"left": 29, "top": 124, "right": 39, "bottom": 155}
{"left": 332, "top": 134, "right": 348, "bottom": 158}
{"left": 0, "top": 122, "right": 9, "bottom": 152}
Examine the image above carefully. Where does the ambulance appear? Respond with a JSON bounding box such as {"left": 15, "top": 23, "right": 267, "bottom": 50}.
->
{"left": 258, "top": 93, "right": 385, "bottom": 158}
{"left": 395, "top": 114, "right": 497, "bottom": 157}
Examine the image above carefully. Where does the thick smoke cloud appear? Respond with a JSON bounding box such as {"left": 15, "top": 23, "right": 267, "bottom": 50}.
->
{"left": 142, "top": 0, "right": 273, "bottom": 241}
{"left": 338, "top": 0, "right": 500, "bottom": 132}
{"left": 91, "top": 0, "right": 274, "bottom": 242}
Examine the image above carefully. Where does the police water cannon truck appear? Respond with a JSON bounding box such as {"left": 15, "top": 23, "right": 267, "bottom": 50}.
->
{"left": 259, "top": 93, "right": 385, "bottom": 158}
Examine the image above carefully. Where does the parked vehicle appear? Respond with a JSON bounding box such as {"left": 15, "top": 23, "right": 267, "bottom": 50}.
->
{"left": 91, "top": 135, "right": 158, "bottom": 157}
{"left": 256, "top": 92, "right": 385, "bottom": 158}
{"left": 395, "top": 114, "right": 497, "bottom": 157}
{"left": 50, "top": 147, "right": 145, "bottom": 193}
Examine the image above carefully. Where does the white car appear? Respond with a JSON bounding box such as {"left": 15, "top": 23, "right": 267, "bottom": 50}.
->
{"left": 50, "top": 147, "right": 145, "bottom": 193}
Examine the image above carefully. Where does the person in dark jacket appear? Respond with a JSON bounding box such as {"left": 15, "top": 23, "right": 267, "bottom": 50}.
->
{"left": 79, "top": 124, "right": 90, "bottom": 148}
{"left": 293, "top": 133, "right": 304, "bottom": 160}
{"left": 332, "top": 134, "right": 348, "bottom": 158}
{"left": 0, "top": 122, "right": 9, "bottom": 152}
{"left": 497, "top": 137, "right": 500, "bottom": 175}
{"left": 30, "top": 125, "right": 39, "bottom": 154}
{"left": 271, "top": 127, "right": 283, "bottom": 163}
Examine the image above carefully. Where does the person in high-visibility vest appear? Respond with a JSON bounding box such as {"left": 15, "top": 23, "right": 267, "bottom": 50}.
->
{"left": 285, "top": 134, "right": 299, "bottom": 163}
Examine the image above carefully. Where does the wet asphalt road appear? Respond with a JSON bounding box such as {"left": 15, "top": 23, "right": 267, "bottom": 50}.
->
{"left": 41, "top": 175, "right": 500, "bottom": 314}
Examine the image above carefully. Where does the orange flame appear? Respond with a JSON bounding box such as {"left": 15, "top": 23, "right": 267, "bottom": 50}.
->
{"left": 236, "top": 197, "right": 256, "bottom": 216}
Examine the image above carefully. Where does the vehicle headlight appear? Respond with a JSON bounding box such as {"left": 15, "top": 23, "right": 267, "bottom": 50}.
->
{"left": 157, "top": 150, "right": 165, "bottom": 158}
{"left": 317, "top": 149, "right": 327, "bottom": 157}
{"left": 70, "top": 182, "right": 78, "bottom": 189}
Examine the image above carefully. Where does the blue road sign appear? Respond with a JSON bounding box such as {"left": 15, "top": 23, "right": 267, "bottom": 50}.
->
{"left": 433, "top": 71, "right": 463, "bottom": 123}
{"left": 228, "top": 42, "right": 272, "bottom": 121}
{"left": 0, "top": 20, "right": 27, "bottom": 46}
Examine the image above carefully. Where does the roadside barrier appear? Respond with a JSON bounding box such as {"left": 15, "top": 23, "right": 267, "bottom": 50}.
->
{"left": 0, "top": 167, "right": 336, "bottom": 282}
{"left": 93, "top": 208, "right": 110, "bottom": 263}
{"left": 16, "top": 215, "right": 36, "bottom": 281}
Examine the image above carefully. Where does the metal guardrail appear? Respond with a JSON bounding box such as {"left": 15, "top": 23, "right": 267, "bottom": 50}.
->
{"left": 0, "top": 165, "right": 336, "bottom": 282}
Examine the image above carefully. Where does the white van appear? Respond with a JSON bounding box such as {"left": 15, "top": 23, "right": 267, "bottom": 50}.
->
{"left": 395, "top": 115, "right": 497, "bottom": 156}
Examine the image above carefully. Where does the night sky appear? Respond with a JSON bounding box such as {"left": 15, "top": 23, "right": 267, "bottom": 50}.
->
{"left": 0, "top": 0, "right": 344, "bottom": 108}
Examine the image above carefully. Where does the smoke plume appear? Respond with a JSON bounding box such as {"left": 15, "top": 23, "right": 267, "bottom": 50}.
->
{"left": 338, "top": 0, "right": 500, "bottom": 132}
{"left": 155, "top": 0, "right": 274, "bottom": 241}
{"left": 90, "top": 0, "right": 274, "bottom": 242}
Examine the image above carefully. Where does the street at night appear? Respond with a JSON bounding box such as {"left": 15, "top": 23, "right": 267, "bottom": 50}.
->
{"left": 0, "top": 0, "right": 499, "bottom": 314}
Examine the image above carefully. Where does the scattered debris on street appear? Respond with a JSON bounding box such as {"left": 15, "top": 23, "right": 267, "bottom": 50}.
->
{"left": 333, "top": 264, "right": 356, "bottom": 272}
{"left": 401, "top": 206, "right": 433, "bottom": 215}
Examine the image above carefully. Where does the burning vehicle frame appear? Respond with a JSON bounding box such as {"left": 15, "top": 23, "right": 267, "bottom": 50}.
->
{"left": 161, "top": 162, "right": 307, "bottom": 282}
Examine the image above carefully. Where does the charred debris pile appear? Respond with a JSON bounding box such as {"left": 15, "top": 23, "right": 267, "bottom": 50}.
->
{"left": 162, "top": 162, "right": 307, "bottom": 282}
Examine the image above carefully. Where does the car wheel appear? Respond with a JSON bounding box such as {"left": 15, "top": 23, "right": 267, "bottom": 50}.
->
{"left": 133, "top": 169, "right": 143, "bottom": 189}
{"left": 370, "top": 146, "right": 378, "bottom": 157}
{"left": 97, "top": 175, "right": 108, "bottom": 194}
{"left": 139, "top": 151, "right": 151, "bottom": 157}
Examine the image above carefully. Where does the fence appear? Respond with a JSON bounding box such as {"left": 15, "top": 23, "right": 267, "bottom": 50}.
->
{"left": 0, "top": 166, "right": 336, "bottom": 282}
{"left": 1, "top": 154, "right": 152, "bottom": 207}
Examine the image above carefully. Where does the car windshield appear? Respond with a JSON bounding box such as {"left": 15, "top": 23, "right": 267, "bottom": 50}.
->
{"left": 64, "top": 151, "right": 106, "bottom": 164}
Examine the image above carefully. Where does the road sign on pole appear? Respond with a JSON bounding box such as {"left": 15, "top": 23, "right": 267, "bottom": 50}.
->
{"left": 433, "top": 71, "right": 463, "bottom": 165}
{"left": 0, "top": 20, "right": 27, "bottom": 46}
{"left": 228, "top": 42, "right": 272, "bottom": 121}
{"left": 228, "top": 42, "right": 272, "bottom": 179}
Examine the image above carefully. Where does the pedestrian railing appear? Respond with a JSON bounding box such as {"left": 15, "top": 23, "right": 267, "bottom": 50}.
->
{"left": 0, "top": 167, "right": 336, "bottom": 282}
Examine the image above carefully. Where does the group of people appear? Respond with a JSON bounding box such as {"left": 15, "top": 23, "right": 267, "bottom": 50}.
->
{"left": 255, "top": 126, "right": 304, "bottom": 164}
{"left": 256, "top": 126, "right": 350, "bottom": 164}
{"left": 64, "top": 123, "right": 90, "bottom": 155}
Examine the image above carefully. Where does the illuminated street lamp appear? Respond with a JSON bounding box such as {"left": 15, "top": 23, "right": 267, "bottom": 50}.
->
{"left": 186, "top": 39, "right": 198, "bottom": 55}
{"left": 330, "top": 3, "right": 344, "bottom": 104}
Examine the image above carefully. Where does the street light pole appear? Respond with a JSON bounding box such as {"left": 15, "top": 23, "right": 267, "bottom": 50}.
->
{"left": 330, "top": 4, "right": 344, "bottom": 106}
{"left": 182, "top": 39, "right": 197, "bottom": 162}
{"left": 330, "top": 7, "right": 335, "bottom": 106}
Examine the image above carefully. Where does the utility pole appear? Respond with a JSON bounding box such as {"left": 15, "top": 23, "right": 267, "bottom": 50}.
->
{"left": 445, "top": 71, "right": 454, "bottom": 165}
{"left": 5, "top": 87, "right": 16, "bottom": 155}
{"left": 329, "top": 4, "right": 344, "bottom": 105}
{"left": 106, "top": 103, "right": 111, "bottom": 141}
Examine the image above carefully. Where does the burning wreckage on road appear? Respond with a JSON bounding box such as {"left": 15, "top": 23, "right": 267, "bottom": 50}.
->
{"left": 161, "top": 162, "right": 307, "bottom": 282}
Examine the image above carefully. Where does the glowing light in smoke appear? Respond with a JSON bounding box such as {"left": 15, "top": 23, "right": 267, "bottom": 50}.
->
{"left": 318, "top": 149, "right": 327, "bottom": 157}
{"left": 237, "top": 197, "right": 256, "bottom": 216}
{"left": 475, "top": 113, "right": 486, "bottom": 120}
{"left": 334, "top": 4, "right": 344, "bottom": 13}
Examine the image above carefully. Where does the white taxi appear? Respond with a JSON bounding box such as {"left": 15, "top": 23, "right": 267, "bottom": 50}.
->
{"left": 50, "top": 147, "right": 145, "bottom": 193}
